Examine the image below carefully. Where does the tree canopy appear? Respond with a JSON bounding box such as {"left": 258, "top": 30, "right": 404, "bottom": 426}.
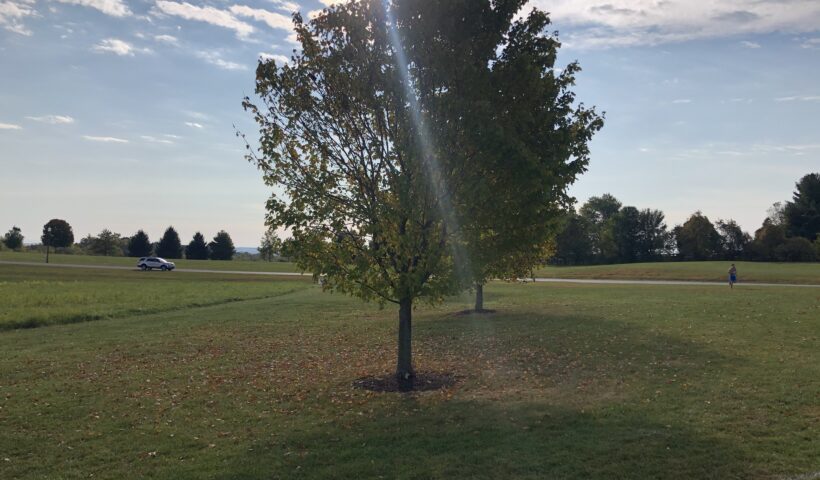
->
{"left": 3, "top": 226, "right": 24, "bottom": 250}
{"left": 785, "top": 173, "right": 820, "bottom": 241}
{"left": 42, "top": 219, "right": 74, "bottom": 248}
{"left": 259, "top": 229, "right": 282, "bottom": 262}
{"left": 128, "top": 230, "right": 152, "bottom": 257}
{"left": 208, "top": 230, "right": 235, "bottom": 261}
{"left": 186, "top": 232, "right": 210, "bottom": 260}
{"left": 156, "top": 227, "right": 183, "bottom": 259}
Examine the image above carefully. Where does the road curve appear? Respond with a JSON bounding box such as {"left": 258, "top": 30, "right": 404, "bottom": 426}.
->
{"left": 3, "top": 260, "right": 819, "bottom": 288}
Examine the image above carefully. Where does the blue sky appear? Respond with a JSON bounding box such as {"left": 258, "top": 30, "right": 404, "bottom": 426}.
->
{"left": 1, "top": 0, "right": 819, "bottom": 247}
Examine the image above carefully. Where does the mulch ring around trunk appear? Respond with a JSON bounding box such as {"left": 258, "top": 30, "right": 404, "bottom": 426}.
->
{"left": 353, "top": 372, "right": 459, "bottom": 392}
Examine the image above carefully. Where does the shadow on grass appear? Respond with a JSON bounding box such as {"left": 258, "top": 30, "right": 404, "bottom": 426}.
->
{"left": 211, "top": 400, "right": 751, "bottom": 480}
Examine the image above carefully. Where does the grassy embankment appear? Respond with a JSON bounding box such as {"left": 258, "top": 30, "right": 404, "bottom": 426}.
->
{"left": 1, "top": 264, "right": 818, "bottom": 478}
{"left": 535, "top": 260, "right": 820, "bottom": 284}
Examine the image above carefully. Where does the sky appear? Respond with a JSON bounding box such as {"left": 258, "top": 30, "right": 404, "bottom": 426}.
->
{"left": 1, "top": 0, "right": 819, "bottom": 247}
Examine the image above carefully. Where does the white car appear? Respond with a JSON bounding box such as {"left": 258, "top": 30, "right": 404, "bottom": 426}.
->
{"left": 137, "top": 257, "right": 176, "bottom": 271}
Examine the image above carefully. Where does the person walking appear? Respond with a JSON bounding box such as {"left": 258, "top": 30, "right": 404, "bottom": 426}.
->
{"left": 728, "top": 264, "right": 737, "bottom": 289}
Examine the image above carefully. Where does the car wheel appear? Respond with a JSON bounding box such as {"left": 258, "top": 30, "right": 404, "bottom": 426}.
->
{"left": 140, "top": 265, "right": 147, "bottom": 271}
{"left": 161, "top": 265, "right": 168, "bottom": 271}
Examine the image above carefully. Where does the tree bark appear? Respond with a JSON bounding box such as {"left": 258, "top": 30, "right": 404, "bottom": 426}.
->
{"left": 396, "top": 297, "right": 414, "bottom": 391}
{"left": 474, "top": 283, "right": 484, "bottom": 312}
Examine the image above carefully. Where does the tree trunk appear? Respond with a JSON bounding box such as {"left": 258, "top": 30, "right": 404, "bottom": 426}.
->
{"left": 396, "top": 297, "right": 414, "bottom": 391}
{"left": 474, "top": 283, "right": 484, "bottom": 312}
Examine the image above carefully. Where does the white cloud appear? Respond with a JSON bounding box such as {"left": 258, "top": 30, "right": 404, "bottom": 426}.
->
{"left": 774, "top": 95, "right": 820, "bottom": 102}
{"left": 229, "top": 5, "right": 291, "bottom": 31}
{"left": 141, "top": 135, "right": 174, "bottom": 144}
{"left": 0, "top": 0, "right": 37, "bottom": 36}
{"left": 154, "top": 34, "right": 178, "bottom": 43}
{"left": 93, "top": 38, "right": 148, "bottom": 56}
{"left": 271, "top": 0, "right": 298, "bottom": 12}
{"left": 800, "top": 37, "right": 820, "bottom": 49}
{"left": 25, "top": 114, "right": 75, "bottom": 124}
{"left": 528, "top": 0, "right": 820, "bottom": 49}
{"left": 739, "top": 40, "right": 761, "bottom": 48}
{"left": 0, "top": 122, "right": 22, "bottom": 130}
{"left": 55, "top": 0, "right": 131, "bottom": 17}
{"left": 195, "top": 50, "right": 247, "bottom": 70}
{"left": 154, "top": 1, "right": 254, "bottom": 39}
{"left": 672, "top": 99, "right": 692, "bottom": 104}
{"left": 83, "top": 135, "right": 129, "bottom": 143}
{"left": 259, "top": 52, "right": 288, "bottom": 64}
{"left": 184, "top": 121, "right": 204, "bottom": 128}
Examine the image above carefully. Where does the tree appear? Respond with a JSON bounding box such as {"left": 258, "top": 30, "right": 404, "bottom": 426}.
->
{"left": 610, "top": 206, "right": 641, "bottom": 263}
{"left": 242, "top": 0, "right": 471, "bottom": 390}
{"left": 784, "top": 173, "right": 820, "bottom": 241}
{"left": 673, "top": 212, "right": 721, "bottom": 261}
{"left": 580, "top": 194, "right": 622, "bottom": 261}
{"left": 775, "top": 237, "right": 817, "bottom": 262}
{"left": 42, "top": 219, "right": 74, "bottom": 262}
{"left": 716, "top": 219, "right": 750, "bottom": 260}
{"left": 156, "top": 226, "right": 182, "bottom": 259}
{"left": 259, "top": 229, "right": 282, "bottom": 261}
{"left": 552, "top": 213, "right": 593, "bottom": 265}
{"left": 635, "top": 209, "right": 669, "bottom": 261}
{"left": 89, "top": 229, "right": 121, "bottom": 256}
{"left": 3, "top": 226, "right": 24, "bottom": 250}
{"left": 747, "top": 220, "right": 786, "bottom": 261}
{"left": 128, "top": 230, "right": 152, "bottom": 257}
{"left": 397, "top": 0, "right": 603, "bottom": 311}
{"left": 208, "top": 230, "right": 235, "bottom": 260}
{"left": 185, "top": 232, "right": 209, "bottom": 260}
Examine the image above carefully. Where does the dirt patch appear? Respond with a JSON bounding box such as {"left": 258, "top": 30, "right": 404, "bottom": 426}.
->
{"left": 353, "top": 372, "right": 459, "bottom": 392}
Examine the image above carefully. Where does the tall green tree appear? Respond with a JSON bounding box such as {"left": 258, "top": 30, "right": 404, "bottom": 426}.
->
{"left": 716, "top": 219, "right": 750, "bottom": 260}
{"left": 259, "top": 229, "right": 282, "bottom": 261}
{"left": 610, "top": 206, "right": 641, "bottom": 263}
{"left": 185, "top": 232, "right": 210, "bottom": 260}
{"left": 553, "top": 212, "right": 593, "bottom": 265}
{"left": 3, "top": 226, "right": 24, "bottom": 250}
{"left": 243, "top": 0, "right": 478, "bottom": 390}
{"left": 673, "top": 212, "right": 721, "bottom": 261}
{"left": 580, "top": 194, "right": 622, "bottom": 261}
{"left": 156, "top": 227, "right": 183, "bottom": 259}
{"left": 208, "top": 231, "right": 235, "bottom": 261}
{"left": 128, "top": 230, "right": 152, "bottom": 257}
{"left": 747, "top": 219, "right": 787, "bottom": 261}
{"left": 784, "top": 173, "right": 820, "bottom": 241}
{"left": 42, "top": 219, "right": 74, "bottom": 262}
{"left": 394, "top": 0, "right": 603, "bottom": 311}
{"left": 635, "top": 209, "right": 669, "bottom": 261}
{"left": 89, "top": 229, "right": 121, "bottom": 256}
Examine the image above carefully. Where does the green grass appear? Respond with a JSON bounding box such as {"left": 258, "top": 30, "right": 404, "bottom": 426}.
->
{"left": 1, "top": 266, "right": 818, "bottom": 478}
{"left": 535, "top": 260, "right": 820, "bottom": 284}
{"left": 0, "top": 251, "right": 301, "bottom": 273}
{"left": 0, "top": 264, "right": 310, "bottom": 330}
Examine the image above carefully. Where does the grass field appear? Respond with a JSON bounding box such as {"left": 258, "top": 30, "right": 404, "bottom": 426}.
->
{"left": 1, "top": 265, "right": 818, "bottom": 478}
{"left": 0, "top": 251, "right": 300, "bottom": 273}
{"left": 2, "top": 252, "right": 818, "bottom": 284}
{"left": 535, "top": 260, "right": 820, "bottom": 284}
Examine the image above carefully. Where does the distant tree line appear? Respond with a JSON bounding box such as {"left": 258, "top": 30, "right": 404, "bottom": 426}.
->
{"left": 3, "top": 222, "right": 238, "bottom": 261}
{"left": 552, "top": 173, "right": 820, "bottom": 264}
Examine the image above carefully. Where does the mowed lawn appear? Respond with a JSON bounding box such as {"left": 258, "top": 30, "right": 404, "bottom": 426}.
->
{"left": 0, "top": 267, "right": 818, "bottom": 478}
{"left": 0, "top": 265, "right": 309, "bottom": 330}
{"left": 535, "top": 260, "right": 820, "bottom": 284}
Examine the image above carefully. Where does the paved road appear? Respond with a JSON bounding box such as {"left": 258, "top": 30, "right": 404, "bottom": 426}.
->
{"left": 3, "top": 260, "right": 819, "bottom": 288}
